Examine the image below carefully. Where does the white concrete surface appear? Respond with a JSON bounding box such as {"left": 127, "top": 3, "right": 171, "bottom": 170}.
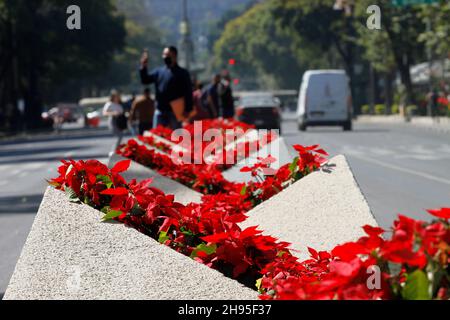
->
{"left": 3, "top": 187, "right": 258, "bottom": 300}
{"left": 357, "top": 115, "right": 450, "bottom": 133}
{"left": 109, "top": 154, "right": 202, "bottom": 205}
{"left": 222, "top": 137, "right": 295, "bottom": 183}
{"left": 240, "top": 155, "right": 378, "bottom": 261}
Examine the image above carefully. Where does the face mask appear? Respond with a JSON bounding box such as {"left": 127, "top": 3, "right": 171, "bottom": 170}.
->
{"left": 163, "top": 56, "right": 172, "bottom": 67}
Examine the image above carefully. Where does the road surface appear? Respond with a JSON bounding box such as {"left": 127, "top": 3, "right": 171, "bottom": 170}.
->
{"left": 283, "top": 119, "right": 450, "bottom": 229}
{"left": 0, "top": 127, "right": 120, "bottom": 297}
{"left": 0, "top": 119, "right": 449, "bottom": 296}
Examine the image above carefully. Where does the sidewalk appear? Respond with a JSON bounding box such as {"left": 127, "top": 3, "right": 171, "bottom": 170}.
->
{"left": 356, "top": 115, "right": 450, "bottom": 133}
{"left": 0, "top": 122, "right": 111, "bottom": 145}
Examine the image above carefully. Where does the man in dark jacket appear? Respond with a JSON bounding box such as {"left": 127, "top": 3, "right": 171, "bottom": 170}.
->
{"left": 139, "top": 46, "right": 193, "bottom": 129}
{"left": 218, "top": 70, "right": 235, "bottom": 118}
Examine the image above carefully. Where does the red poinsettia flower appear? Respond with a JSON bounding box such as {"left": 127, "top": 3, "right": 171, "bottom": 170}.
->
{"left": 427, "top": 208, "right": 450, "bottom": 220}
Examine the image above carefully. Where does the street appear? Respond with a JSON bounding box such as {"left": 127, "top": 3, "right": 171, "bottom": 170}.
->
{"left": 283, "top": 118, "right": 450, "bottom": 229}
{"left": 1, "top": 119, "right": 449, "bottom": 296}
{"left": 0, "top": 127, "right": 119, "bottom": 297}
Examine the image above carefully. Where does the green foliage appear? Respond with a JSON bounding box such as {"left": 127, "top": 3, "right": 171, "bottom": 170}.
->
{"left": 102, "top": 209, "right": 123, "bottom": 222}
{"left": 190, "top": 243, "right": 217, "bottom": 259}
{"left": 361, "top": 105, "right": 371, "bottom": 114}
{"left": 213, "top": 0, "right": 337, "bottom": 89}
{"left": 0, "top": 0, "right": 128, "bottom": 130}
{"left": 391, "top": 104, "right": 400, "bottom": 114}
{"left": 401, "top": 269, "right": 431, "bottom": 300}
{"left": 375, "top": 104, "right": 386, "bottom": 115}
{"left": 418, "top": 1, "right": 450, "bottom": 57}
{"left": 406, "top": 105, "right": 419, "bottom": 116}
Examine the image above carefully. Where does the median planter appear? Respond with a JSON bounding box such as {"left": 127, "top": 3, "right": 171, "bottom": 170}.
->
{"left": 6, "top": 119, "right": 447, "bottom": 300}
{"left": 109, "top": 153, "right": 202, "bottom": 205}
{"left": 3, "top": 187, "right": 257, "bottom": 300}
{"left": 240, "top": 155, "right": 378, "bottom": 261}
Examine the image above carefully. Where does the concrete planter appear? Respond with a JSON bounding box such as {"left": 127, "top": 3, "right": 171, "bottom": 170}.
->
{"left": 240, "top": 155, "right": 378, "bottom": 261}
{"left": 3, "top": 188, "right": 257, "bottom": 300}
{"left": 5, "top": 149, "right": 377, "bottom": 299}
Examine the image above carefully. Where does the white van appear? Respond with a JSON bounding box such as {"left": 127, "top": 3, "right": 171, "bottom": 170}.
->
{"left": 297, "top": 70, "right": 352, "bottom": 131}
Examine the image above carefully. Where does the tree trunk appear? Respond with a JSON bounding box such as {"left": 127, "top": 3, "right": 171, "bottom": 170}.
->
{"left": 384, "top": 72, "right": 394, "bottom": 115}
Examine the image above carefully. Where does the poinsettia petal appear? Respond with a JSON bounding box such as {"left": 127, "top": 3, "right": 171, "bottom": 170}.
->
{"left": 101, "top": 187, "right": 129, "bottom": 196}
{"left": 427, "top": 208, "right": 450, "bottom": 220}
{"left": 111, "top": 160, "right": 131, "bottom": 173}
{"left": 201, "top": 233, "right": 229, "bottom": 243}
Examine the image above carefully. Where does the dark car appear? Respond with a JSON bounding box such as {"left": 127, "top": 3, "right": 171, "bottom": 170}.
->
{"left": 235, "top": 93, "right": 282, "bottom": 132}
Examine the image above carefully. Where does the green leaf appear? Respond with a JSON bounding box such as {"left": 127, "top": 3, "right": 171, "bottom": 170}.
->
{"left": 240, "top": 185, "right": 247, "bottom": 196}
{"left": 65, "top": 187, "right": 80, "bottom": 203}
{"left": 401, "top": 269, "right": 431, "bottom": 300}
{"left": 255, "top": 278, "right": 263, "bottom": 292}
{"left": 102, "top": 210, "right": 123, "bottom": 222}
{"left": 190, "top": 243, "right": 217, "bottom": 259}
{"left": 289, "top": 157, "right": 299, "bottom": 174}
{"left": 97, "top": 175, "right": 113, "bottom": 188}
{"left": 158, "top": 231, "right": 169, "bottom": 244}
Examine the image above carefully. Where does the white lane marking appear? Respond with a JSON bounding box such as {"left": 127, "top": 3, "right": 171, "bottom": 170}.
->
{"left": 64, "top": 151, "right": 75, "bottom": 158}
{"left": 350, "top": 153, "right": 450, "bottom": 186}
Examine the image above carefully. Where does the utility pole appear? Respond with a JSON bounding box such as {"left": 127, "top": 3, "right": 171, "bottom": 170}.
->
{"left": 426, "top": 16, "right": 433, "bottom": 117}
{"left": 179, "top": 0, "right": 194, "bottom": 71}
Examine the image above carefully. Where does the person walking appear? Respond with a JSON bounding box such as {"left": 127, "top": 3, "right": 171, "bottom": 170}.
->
{"left": 139, "top": 46, "right": 193, "bottom": 129}
{"left": 218, "top": 70, "right": 235, "bottom": 119}
{"left": 202, "top": 74, "right": 221, "bottom": 119}
{"left": 187, "top": 80, "right": 211, "bottom": 122}
{"left": 103, "top": 90, "right": 125, "bottom": 154}
{"left": 129, "top": 88, "right": 155, "bottom": 135}
{"left": 427, "top": 88, "right": 439, "bottom": 122}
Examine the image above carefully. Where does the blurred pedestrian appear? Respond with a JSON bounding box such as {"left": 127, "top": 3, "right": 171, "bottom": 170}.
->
{"left": 202, "top": 74, "right": 221, "bottom": 119}
{"left": 218, "top": 70, "right": 235, "bottom": 119}
{"left": 129, "top": 87, "right": 155, "bottom": 135}
{"left": 139, "top": 46, "right": 193, "bottom": 129}
{"left": 103, "top": 90, "right": 126, "bottom": 154}
{"left": 187, "top": 80, "right": 211, "bottom": 122}
{"left": 123, "top": 92, "right": 136, "bottom": 113}
{"left": 427, "top": 88, "right": 439, "bottom": 121}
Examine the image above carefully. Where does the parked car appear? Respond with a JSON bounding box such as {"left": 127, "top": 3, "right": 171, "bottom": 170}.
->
{"left": 235, "top": 93, "right": 282, "bottom": 132}
{"left": 297, "top": 70, "right": 353, "bottom": 131}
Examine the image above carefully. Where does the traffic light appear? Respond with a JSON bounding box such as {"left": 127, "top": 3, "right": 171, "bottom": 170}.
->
{"left": 228, "top": 58, "right": 236, "bottom": 66}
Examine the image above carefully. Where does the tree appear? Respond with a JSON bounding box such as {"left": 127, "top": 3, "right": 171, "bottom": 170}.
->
{"left": 355, "top": 0, "right": 426, "bottom": 105}
{"left": 0, "top": 0, "right": 127, "bottom": 130}
{"left": 213, "top": 1, "right": 331, "bottom": 89}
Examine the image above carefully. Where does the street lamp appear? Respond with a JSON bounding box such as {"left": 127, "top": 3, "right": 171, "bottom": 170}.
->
{"left": 179, "top": 0, "right": 194, "bottom": 70}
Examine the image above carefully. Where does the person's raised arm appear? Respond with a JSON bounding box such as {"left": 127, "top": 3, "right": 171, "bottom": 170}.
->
{"left": 139, "top": 50, "right": 157, "bottom": 85}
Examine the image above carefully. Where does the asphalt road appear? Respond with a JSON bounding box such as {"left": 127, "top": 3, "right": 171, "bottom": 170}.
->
{"left": 0, "top": 126, "right": 121, "bottom": 297}
{"left": 0, "top": 118, "right": 449, "bottom": 296}
{"left": 283, "top": 119, "right": 450, "bottom": 229}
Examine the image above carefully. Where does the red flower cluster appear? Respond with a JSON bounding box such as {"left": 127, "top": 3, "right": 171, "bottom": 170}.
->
{"left": 50, "top": 121, "right": 449, "bottom": 300}
{"left": 50, "top": 157, "right": 449, "bottom": 300}
{"left": 136, "top": 119, "right": 276, "bottom": 169}
{"left": 260, "top": 213, "right": 450, "bottom": 300}
{"left": 50, "top": 153, "right": 449, "bottom": 300}
{"left": 118, "top": 139, "right": 236, "bottom": 195}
